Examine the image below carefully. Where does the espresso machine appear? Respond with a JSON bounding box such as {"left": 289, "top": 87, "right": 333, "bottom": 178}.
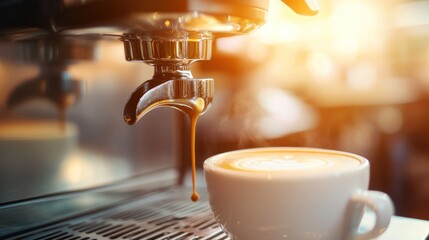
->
{"left": 0, "top": 0, "right": 317, "bottom": 239}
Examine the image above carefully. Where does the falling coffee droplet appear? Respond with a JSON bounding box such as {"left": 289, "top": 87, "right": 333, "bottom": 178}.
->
{"left": 124, "top": 114, "right": 132, "bottom": 124}
{"left": 191, "top": 192, "right": 200, "bottom": 202}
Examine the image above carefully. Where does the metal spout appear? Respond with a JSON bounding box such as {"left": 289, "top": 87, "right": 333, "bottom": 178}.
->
{"left": 124, "top": 64, "right": 213, "bottom": 125}
{"left": 122, "top": 31, "right": 213, "bottom": 125}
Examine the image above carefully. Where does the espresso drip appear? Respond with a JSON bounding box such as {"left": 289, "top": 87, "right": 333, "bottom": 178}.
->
{"left": 190, "top": 113, "right": 200, "bottom": 202}
{"left": 171, "top": 98, "right": 205, "bottom": 201}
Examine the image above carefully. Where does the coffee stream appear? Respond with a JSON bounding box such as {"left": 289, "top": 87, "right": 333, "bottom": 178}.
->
{"left": 174, "top": 98, "right": 205, "bottom": 202}
{"left": 183, "top": 95, "right": 210, "bottom": 201}
{"left": 189, "top": 110, "right": 200, "bottom": 201}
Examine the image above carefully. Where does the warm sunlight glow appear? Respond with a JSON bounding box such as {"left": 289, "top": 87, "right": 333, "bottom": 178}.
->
{"left": 330, "top": 1, "right": 383, "bottom": 61}
{"left": 307, "top": 52, "right": 335, "bottom": 78}
{"left": 257, "top": 87, "right": 316, "bottom": 138}
{"left": 253, "top": 0, "right": 303, "bottom": 44}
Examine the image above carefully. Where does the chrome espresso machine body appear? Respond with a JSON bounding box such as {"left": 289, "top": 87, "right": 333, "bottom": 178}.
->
{"left": 0, "top": 0, "right": 316, "bottom": 239}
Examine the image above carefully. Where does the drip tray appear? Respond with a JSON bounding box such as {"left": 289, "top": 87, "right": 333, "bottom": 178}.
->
{"left": 12, "top": 188, "right": 229, "bottom": 240}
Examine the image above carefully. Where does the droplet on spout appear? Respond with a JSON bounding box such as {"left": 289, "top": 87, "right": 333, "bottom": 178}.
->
{"left": 124, "top": 114, "right": 132, "bottom": 124}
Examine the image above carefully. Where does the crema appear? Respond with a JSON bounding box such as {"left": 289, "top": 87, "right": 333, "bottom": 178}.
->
{"left": 209, "top": 148, "right": 361, "bottom": 175}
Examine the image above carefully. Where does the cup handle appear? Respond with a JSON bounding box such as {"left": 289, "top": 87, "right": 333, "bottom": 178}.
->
{"left": 346, "top": 190, "right": 394, "bottom": 240}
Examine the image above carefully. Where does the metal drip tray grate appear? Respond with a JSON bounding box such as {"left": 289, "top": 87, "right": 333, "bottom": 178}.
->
{"left": 14, "top": 188, "right": 229, "bottom": 240}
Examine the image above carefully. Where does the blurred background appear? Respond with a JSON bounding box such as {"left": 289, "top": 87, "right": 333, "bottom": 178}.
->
{"left": 1, "top": 0, "right": 428, "bottom": 223}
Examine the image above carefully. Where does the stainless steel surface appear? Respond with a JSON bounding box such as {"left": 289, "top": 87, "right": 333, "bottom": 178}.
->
{"left": 5, "top": 183, "right": 429, "bottom": 239}
{"left": 0, "top": 36, "right": 97, "bottom": 63}
{"left": 0, "top": 0, "right": 269, "bottom": 39}
{"left": 0, "top": 169, "right": 177, "bottom": 238}
{"left": 0, "top": 40, "right": 176, "bottom": 204}
{"left": 122, "top": 31, "right": 212, "bottom": 63}
{"left": 53, "top": 0, "right": 269, "bottom": 37}
{"left": 6, "top": 65, "right": 84, "bottom": 113}
{"left": 8, "top": 187, "right": 228, "bottom": 240}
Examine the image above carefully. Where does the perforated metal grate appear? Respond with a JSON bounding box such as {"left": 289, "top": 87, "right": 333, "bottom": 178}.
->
{"left": 14, "top": 188, "right": 229, "bottom": 240}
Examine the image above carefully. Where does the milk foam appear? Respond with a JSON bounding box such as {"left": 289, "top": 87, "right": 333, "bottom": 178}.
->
{"left": 213, "top": 149, "right": 361, "bottom": 173}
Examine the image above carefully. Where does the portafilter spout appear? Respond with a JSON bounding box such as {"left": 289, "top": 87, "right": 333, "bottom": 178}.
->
{"left": 122, "top": 31, "right": 213, "bottom": 125}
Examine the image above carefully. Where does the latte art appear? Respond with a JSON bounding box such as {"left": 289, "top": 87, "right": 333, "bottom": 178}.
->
{"left": 234, "top": 156, "right": 331, "bottom": 171}
{"left": 210, "top": 148, "right": 361, "bottom": 174}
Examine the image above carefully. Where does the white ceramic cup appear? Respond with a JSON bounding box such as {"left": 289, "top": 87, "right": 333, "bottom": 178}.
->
{"left": 203, "top": 147, "right": 394, "bottom": 240}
